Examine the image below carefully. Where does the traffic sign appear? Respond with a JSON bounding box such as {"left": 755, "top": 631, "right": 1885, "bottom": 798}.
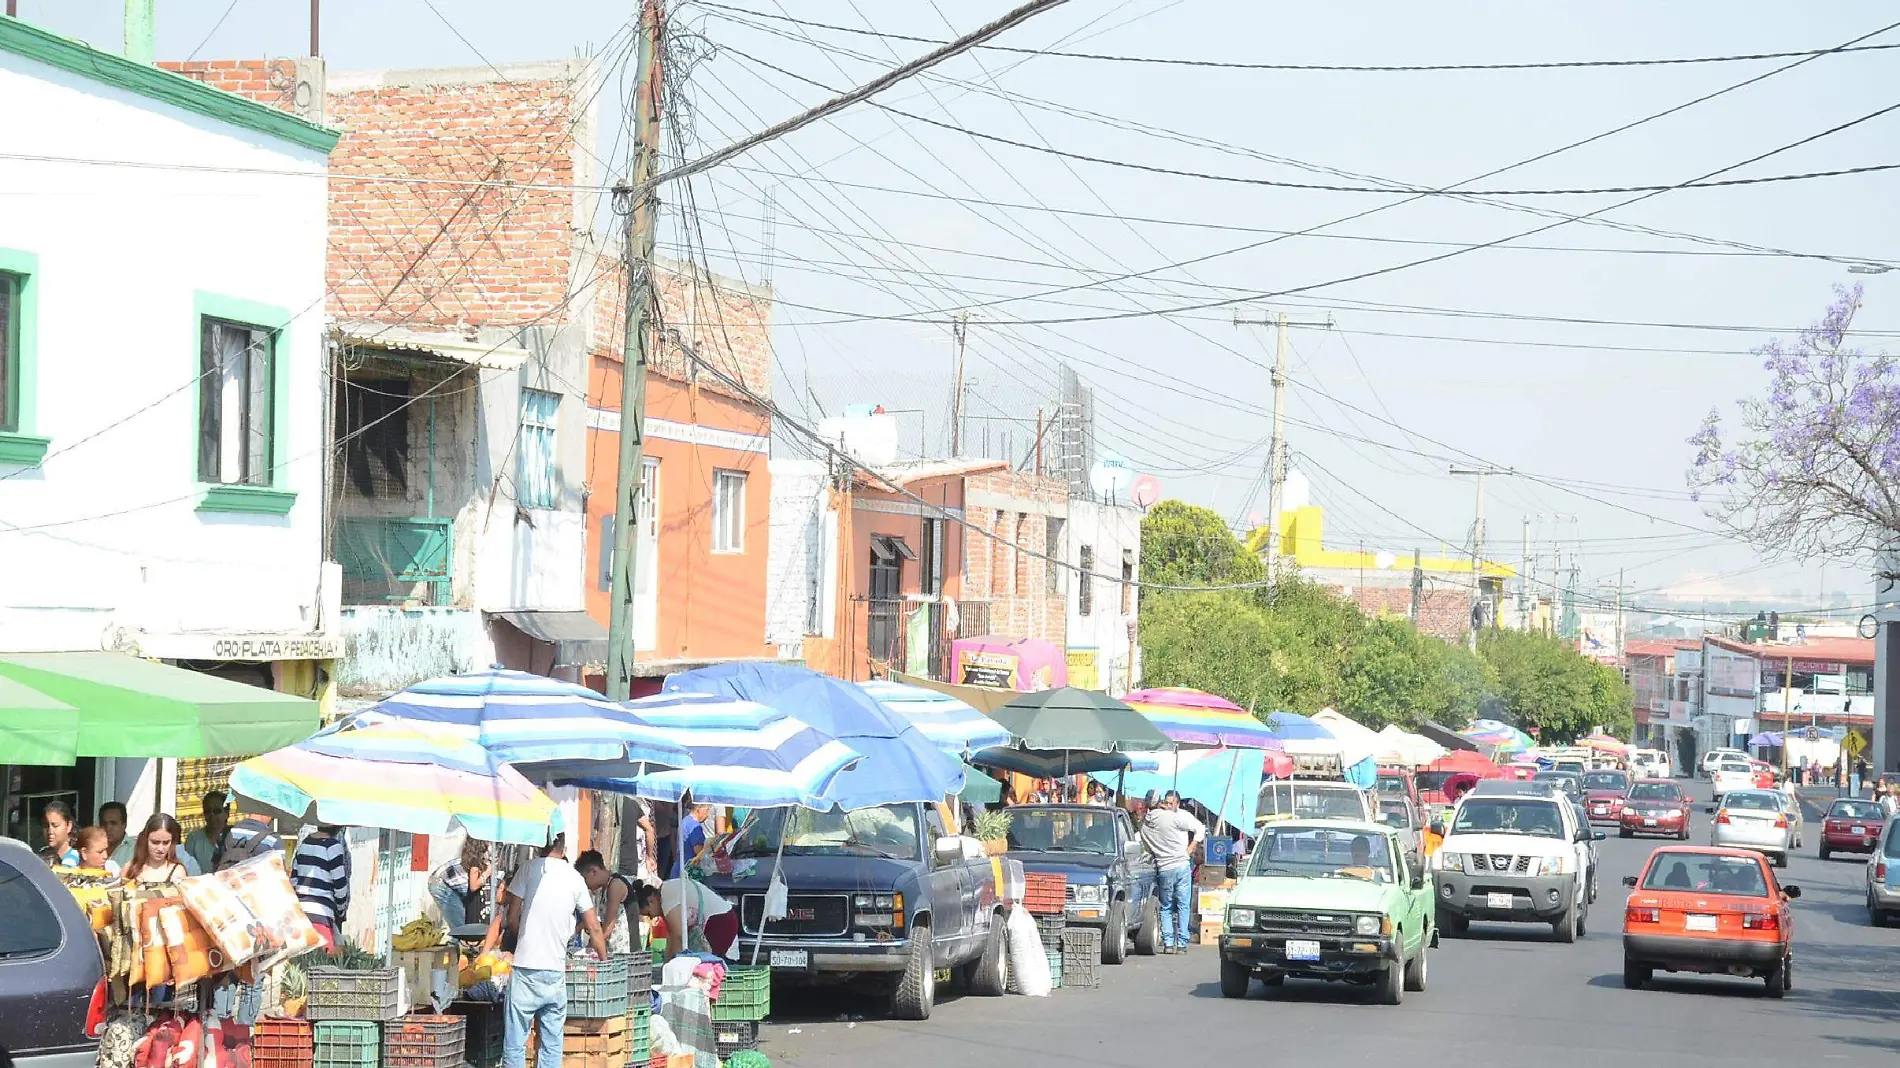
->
{"left": 1805, "top": 726, "right": 1820, "bottom": 742}
{"left": 1844, "top": 730, "right": 1868, "bottom": 758}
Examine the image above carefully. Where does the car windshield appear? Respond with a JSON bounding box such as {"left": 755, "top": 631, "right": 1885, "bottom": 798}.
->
{"left": 1830, "top": 800, "right": 1885, "bottom": 820}
{"left": 1724, "top": 792, "right": 1782, "bottom": 812}
{"left": 1251, "top": 826, "right": 1395, "bottom": 884}
{"left": 1377, "top": 798, "right": 1415, "bottom": 829}
{"left": 1718, "top": 762, "right": 1751, "bottom": 773}
{"left": 1554, "top": 761, "right": 1587, "bottom": 775}
{"left": 1451, "top": 798, "right": 1565, "bottom": 838}
{"left": 1002, "top": 809, "right": 1118, "bottom": 854}
{"left": 1533, "top": 774, "right": 1580, "bottom": 797}
{"left": 1376, "top": 776, "right": 1408, "bottom": 795}
{"left": 1582, "top": 772, "right": 1629, "bottom": 791}
{"left": 1628, "top": 783, "right": 1681, "bottom": 801}
{"left": 1259, "top": 783, "right": 1366, "bottom": 819}
{"left": 1642, "top": 853, "right": 1769, "bottom": 897}
{"left": 727, "top": 804, "right": 921, "bottom": 860}
{"left": 1415, "top": 772, "right": 1458, "bottom": 794}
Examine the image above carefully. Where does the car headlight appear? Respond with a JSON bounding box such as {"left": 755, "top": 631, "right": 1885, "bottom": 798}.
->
{"left": 1072, "top": 883, "right": 1107, "bottom": 905}
{"left": 853, "top": 893, "right": 899, "bottom": 909}
{"left": 1228, "top": 908, "right": 1256, "bottom": 931}
{"left": 1354, "top": 914, "right": 1382, "bottom": 936}
{"left": 1437, "top": 851, "right": 1465, "bottom": 873}
{"left": 1533, "top": 855, "right": 1569, "bottom": 877}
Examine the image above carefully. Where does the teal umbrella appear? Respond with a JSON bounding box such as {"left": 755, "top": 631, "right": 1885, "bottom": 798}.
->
{"left": 988, "top": 687, "right": 1175, "bottom": 754}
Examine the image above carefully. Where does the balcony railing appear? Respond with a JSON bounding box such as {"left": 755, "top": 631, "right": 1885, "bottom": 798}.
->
{"left": 336, "top": 516, "right": 452, "bottom": 606}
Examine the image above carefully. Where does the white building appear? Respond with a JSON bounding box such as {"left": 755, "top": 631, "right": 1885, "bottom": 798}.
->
{"left": 0, "top": 19, "right": 340, "bottom": 839}
{"left": 1065, "top": 497, "right": 1142, "bottom": 695}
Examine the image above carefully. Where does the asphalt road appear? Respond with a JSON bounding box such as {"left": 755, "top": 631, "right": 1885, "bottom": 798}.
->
{"left": 746, "top": 782, "right": 1900, "bottom": 1068}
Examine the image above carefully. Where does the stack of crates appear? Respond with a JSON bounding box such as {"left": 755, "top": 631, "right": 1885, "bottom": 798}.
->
{"left": 1061, "top": 927, "right": 1103, "bottom": 990}
{"left": 254, "top": 1018, "right": 313, "bottom": 1068}
{"left": 312, "top": 1022, "right": 380, "bottom": 1068}
{"left": 711, "top": 965, "right": 771, "bottom": 1024}
{"left": 305, "top": 969, "right": 404, "bottom": 1022}
{"left": 453, "top": 1004, "right": 504, "bottom": 1068}
{"left": 1022, "top": 873, "right": 1067, "bottom": 915}
{"left": 713, "top": 1020, "right": 760, "bottom": 1062}
{"left": 566, "top": 957, "right": 631, "bottom": 1019}
{"left": 383, "top": 1017, "right": 465, "bottom": 1068}
{"left": 1045, "top": 943, "right": 1065, "bottom": 989}
{"left": 620, "top": 950, "right": 653, "bottom": 1066}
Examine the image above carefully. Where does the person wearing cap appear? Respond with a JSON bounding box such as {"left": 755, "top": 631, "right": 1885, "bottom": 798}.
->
{"left": 1140, "top": 790, "right": 1204, "bottom": 954}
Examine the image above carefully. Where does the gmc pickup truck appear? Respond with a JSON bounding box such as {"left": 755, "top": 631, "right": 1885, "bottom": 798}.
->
{"left": 1003, "top": 804, "right": 1158, "bottom": 962}
{"left": 700, "top": 802, "right": 1007, "bottom": 1020}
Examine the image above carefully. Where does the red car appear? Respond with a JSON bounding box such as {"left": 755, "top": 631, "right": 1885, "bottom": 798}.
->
{"left": 1582, "top": 769, "right": 1633, "bottom": 824}
{"left": 1621, "top": 846, "right": 1799, "bottom": 996}
{"left": 1819, "top": 798, "right": 1888, "bottom": 860}
{"left": 1748, "top": 760, "right": 1776, "bottom": 790}
{"left": 1619, "top": 780, "right": 1692, "bottom": 840}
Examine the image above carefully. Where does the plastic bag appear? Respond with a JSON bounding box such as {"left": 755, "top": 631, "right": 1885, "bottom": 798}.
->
{"left": 762, "top": 869, "right": 789, "bottom": 922}
{"left": 1004, "top": 907, "right": 1050, "bottom": 997}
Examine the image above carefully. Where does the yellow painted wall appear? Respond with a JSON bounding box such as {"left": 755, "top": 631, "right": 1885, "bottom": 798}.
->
{"left": 1270, "top": 505, "right": 1515, "bottom": 579}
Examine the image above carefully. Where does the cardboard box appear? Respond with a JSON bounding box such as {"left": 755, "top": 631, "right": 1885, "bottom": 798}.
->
{"left": 1197, "top": 921, "right": 1224, "bottom": 945}
{"left": 1196, "top": 888, "right": 1231, "bottom": 915}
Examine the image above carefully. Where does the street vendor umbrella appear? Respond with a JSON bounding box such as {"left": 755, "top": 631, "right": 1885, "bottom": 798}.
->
{"left": 1460, "top": 718, "right": 1535, "bottom": 755}
{"left": 0, "top": 674, "right": 79, "bottom": 766}
{"left": 1582, "top": 733, "right": 1631, "bottom": 754}
{"left": 228, "top": 721, "right": 562, "bottom": 846}
{"left": 1424, "top": 750, "right": 1503, "bottom": 779}
{"left": 1091, "top": 749, "right": 1265, "bottom": 833}
{"left": 363, "top": 668, "right": 691, "bottom": 778}
{"left": 1261, "top": 710, "right": 1335, "bottom": 743}
{"left": 0, "top": 650, "right": 319, "bottom": 763}
{"left": 1375, "top": 724, "right": 1446, "bottom": 767}
{"left": 858, "top": 679, "right": 1011, "bottom": 756}
{"left": 988, "top": 687, "right": 1175, "bottom": 754}
{"left": 565, "top": 691, "right": 861, "bottom": 810}
{"left": 968, "top": 745, "right": 1131, "bottom": 778}
{"left": 666, "top": 663, "right": 965, "bottom": 808}
{"left": 1124, "top": 687, "right": 1284, "bottom": 750}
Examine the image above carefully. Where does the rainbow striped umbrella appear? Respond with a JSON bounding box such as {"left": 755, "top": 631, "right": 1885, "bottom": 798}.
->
{"left": 229, "top": 722, "right": 562, "bottom": 846}
{"left": 1460, "top": 719, "right": 1536, "bottom": 755}
{"left": 1125, "top": 687, "right": 1283, "bottom": 750}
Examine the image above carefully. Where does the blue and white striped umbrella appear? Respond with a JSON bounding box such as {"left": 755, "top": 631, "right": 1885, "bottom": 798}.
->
{"left": 858, "top": 679, "right": 1011, "bottom": 756}
{"left": 566, "top": 691, "right": 861, "bottom": 810}
{"left": 362, "top": 669, "right": 692, "bottom": 779}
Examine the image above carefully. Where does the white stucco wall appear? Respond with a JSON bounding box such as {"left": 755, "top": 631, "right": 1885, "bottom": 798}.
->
{"left": 0, "top": 46, "right": 333, "bottom": 653}
{"left": 1066, "top": 498, "right": 1143, "bottom": 695}
{"left": 765, "top": 458, "right": 828, "bottom": 650}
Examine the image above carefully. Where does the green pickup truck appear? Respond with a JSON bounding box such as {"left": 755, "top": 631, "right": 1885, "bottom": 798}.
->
{"left": 1218, "top": 818, "right": 1435, "bottom": 1005}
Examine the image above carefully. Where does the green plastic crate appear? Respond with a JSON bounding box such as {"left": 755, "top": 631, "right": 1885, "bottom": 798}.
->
{"left": 710, "top": 965, "right": 770, "bottom": 1021}
{"left": 312, "top": 1022, "right": 380, "bottom": 1068}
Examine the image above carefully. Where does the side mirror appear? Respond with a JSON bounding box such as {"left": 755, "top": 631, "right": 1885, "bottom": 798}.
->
{"left": 1784, "top": 885, "right": 1802, "bottom": 899}
{"left": 933, "top": 838, "right": 963, "bottom": 864}
{"left": 1592, "top": 830, "right": 1607, "bottom": 841}
{"left": 1622, "top": 875, "right": 1638, "bottom": 888}
{"left": 1409, "top": 869, "right": 1425, "bottom": 891}
{"left": 1704, "top": 805, "right": 1717, "bottom": 814}
{"left": 1428, "top": 821, "right": 1445, "bottom": 837}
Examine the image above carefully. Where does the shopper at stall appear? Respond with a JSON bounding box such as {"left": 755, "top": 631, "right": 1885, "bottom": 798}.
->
{"left": 98, "top": 801, "right": 134, "bottom": 868}
{"left": 39, "top": 800, "right": 80, "bottom": 867}
{"left": 181, "top": 791, "right": 231, "bottom": 875}
{"left": 124, "top": 814, "right": 192, "bottom": 883}
{"left": 574, "top": 850, "right": 637, "bottom": 954}
{"left": 74, "top": 826, "right": 119, "bottom": 875}
{"left": 501, "top": 834, "right": 608, "bottom": 1068}
{"left": 636, "top": 876, "right": 738, "bottom": 960}
{"left": 1140, "top": 790, "right": 1204, "bottom": 954}
{"left": 671, "top": 801, "right": 712, "bottom": 878}
{"left": 427, "top": 838, "right": 491, "bottom": 928}
{"left": 291, "top": 824, "right": 352, "bottom": 950}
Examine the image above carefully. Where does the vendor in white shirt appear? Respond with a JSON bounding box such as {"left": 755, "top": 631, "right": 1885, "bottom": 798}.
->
{"left": 636, "top": 878, "right": 738, "bottom": 960}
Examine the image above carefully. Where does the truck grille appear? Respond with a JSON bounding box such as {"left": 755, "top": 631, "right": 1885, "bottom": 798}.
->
{"left": 740, "top": 894, "right": 849, "bottom": 936}
{"left": 1251, "top": 910, "right": 1354, "bottom": 938}
{"left": 1470, "top": 854, "right": 1533, "bottom": 874}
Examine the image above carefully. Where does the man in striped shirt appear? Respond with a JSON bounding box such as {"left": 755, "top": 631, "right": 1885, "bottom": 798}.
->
{"left": 292, "top": 825, "right": 352, "bottom": 949}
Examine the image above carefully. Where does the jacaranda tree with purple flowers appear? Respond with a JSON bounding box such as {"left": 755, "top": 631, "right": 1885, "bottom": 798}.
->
{"left": 1687, "top": 283, "right": 1899, "bottom": 557}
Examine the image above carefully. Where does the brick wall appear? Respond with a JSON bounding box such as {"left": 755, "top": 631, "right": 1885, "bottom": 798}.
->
{"left": 161, "top": 60, "right": 305, "bottom": 113}
{"left": 591, "top": 255, "right": 774, "bottom": 404}
{"left": 1324, "top": 583, "right": 1473, "bottom": 643}
{"left": 961, "top": 472, "right": 1068, "bottom": 648}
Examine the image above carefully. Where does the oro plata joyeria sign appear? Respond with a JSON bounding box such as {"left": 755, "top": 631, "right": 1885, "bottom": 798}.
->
{"left": 134, "top": 632, "right": 343, "bottom": 661}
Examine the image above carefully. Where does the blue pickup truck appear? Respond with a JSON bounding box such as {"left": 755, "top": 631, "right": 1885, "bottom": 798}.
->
{"left": 1004, "top": 804, "right": 1158, "bottom": 961}
{"left": 699, "top": 801, "right": 1007, "bottom": 1020}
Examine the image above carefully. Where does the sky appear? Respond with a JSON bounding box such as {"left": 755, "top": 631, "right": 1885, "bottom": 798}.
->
{"left": 25, "top": 0, "right": 1900, "bottom": 620}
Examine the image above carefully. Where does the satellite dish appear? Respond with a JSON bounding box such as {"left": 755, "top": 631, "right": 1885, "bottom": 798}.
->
{"left": 1374, "top": 552, "right": 1397, "bottom": 570}
{"left": 1130, "top": 474, "right": 1162, "bottom": 508}
{"left": 1090, "top": 453, "right": 1135, "bottom": 499}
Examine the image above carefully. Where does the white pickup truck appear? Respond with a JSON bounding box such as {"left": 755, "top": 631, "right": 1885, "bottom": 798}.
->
{"left": 1430, "top": 781, "right": 1604, "bottom": 942}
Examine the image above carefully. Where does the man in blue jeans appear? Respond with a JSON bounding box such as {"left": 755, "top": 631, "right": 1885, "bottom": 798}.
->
{"left": 1140, "top": 791, "right": 1205, "bottom": 953}
{"left": 495, "top": 835, "right": 608, "bottom": 1068}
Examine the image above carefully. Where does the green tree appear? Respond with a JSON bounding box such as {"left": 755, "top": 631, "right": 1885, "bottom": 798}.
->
{"left": 1140, "top": 500, "right": 1265, "bottom": 590}
{"left": 1477, "top": 630, "right": 1633, "bottom": 741}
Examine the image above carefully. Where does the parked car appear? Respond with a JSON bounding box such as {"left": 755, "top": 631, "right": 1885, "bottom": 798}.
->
{"left": 700, "top": 802, "right": 1006, "bottom": 1020}
{"left": 1376, "top": 767, "right": 1421, "bottom": 812}
{"left": 1632, "top": 749, "right": 1673, "bottom": 780}
{"left": 1581, "top": 770, "right": 1632, "bottom": 824}
{"left": 1866, "top": 817, "right": 1900, "bottom": 925}
{"left": 1619, "top": 780, "right": 1692, "bottom": 840}
{"left": 1431, "top": 782, "right": 1604, "bottom": 941}
{"left": 1218, "top": 819, "right": 1434, "bottom": 1005}
{"left": 1819, "top": 798, "right": 1887, "bottom": 860}
{"left": 1747, "top": 760, "right": 1777, "bottom": 790}
{"left": 1700, "top": 748, "right": 1747, "bottom": 779}
{"left": 1709, "top": 789, "right": 1797, "bottom": 867}
{"left": 1621, "top": 846, "right": 1797, "bottom": 996}
{"left": 1375, "top": 793, "right": 1426, "bottom": 861}
{"left": 0, "top": 837, "right": 106, "bottom": 1068}
{"left": 1710, "top": 759, "right": 1758, "bottom": 796}
{"left": 1256, "top": 780, "right": 1376, "bottom": 829}
{"left": 1002, "top": 804, "right": 1157, "bottom": 962}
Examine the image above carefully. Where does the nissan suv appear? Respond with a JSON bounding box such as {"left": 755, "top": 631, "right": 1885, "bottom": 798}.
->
{"left": 0, "top": 837, "right": 106, "bottom": 1068}
{"left": 1431, "top": 783, "right": 1605, "bottom": 942}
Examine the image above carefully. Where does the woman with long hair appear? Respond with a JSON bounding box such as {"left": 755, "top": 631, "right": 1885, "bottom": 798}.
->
{"left": 123, "top": 814, "right": 189, "bottom": 884}
{"left": 40, "top": 800, "right": 79, "bottom": 867}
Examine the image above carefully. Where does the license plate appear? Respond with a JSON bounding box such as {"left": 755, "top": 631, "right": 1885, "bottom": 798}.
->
{"left": 1854, "top": 826, "right": 1867, "bottom": 835}
{"left": 1686, "top": 914, "right": 1718, "bottom": 933}
{"left": 1285, "top": 939, "right": 1321, "bottom": 961}
{"left": 1486, "top": 892, "right": 1514, "bottom": 910}
{"left": 768, "top": 950, "right": 809, "bottom": 969}
{"left": 1644, "top": 818, "right": 1657, "bottom": 826}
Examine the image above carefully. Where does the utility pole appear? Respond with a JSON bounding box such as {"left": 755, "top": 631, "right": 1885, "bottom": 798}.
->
{"left": 606, "top": 0, "right": 664, "bottom": 703}
{"left": 950, "top": 312, "right": 969, "bottom": 457}
{"left": 1409, "top": 549, "right": 1423, "bottom": 624}
{"left": 1520, "top": 516, "right": 1531, "bottom": 631}
{"left": 1450, "top": 466, "right": 1510, "bottom": 651}
{"left": 1781, "top": 656, "right": 1794, "bottom": 776}
{"left": 310, "top": 0, "right": 320, "bottom": 56}
{"left": 1233, "top": 309, "right": 1331, "bottom": 581}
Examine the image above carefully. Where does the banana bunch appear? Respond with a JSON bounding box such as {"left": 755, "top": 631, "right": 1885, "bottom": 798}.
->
{"left": 392, "top": 918, "right": 449, "bottom": 951}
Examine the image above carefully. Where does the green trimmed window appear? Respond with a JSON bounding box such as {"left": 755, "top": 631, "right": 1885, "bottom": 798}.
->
{"left": 198, "top": 317, "right": 278, "bottom": 487}
{"left": 0, "top": 270, "right": 19, "bottom": 434}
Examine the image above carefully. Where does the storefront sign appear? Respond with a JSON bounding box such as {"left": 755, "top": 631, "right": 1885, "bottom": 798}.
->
{"left": 1706, "top": 648, "right": 1759, "bottom": 698}
{"left": 136, "top": 633, "right": 342, "bottom": 661}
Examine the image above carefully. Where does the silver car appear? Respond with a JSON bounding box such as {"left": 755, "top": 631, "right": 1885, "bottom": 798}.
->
{"left": 1865, "top": 817, "right": 1900, "bottom": 925}
{"left": 1710, "top": 789, "right": 1797, "bottom": 867}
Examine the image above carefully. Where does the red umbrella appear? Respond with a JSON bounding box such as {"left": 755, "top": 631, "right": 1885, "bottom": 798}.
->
{"left": 1425, "top": 750, "right": 1503, "bottom": 778}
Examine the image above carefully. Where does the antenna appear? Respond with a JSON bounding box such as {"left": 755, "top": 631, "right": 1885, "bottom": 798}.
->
{"left": 758, "top": 186, "right": 779, "bottom": 289}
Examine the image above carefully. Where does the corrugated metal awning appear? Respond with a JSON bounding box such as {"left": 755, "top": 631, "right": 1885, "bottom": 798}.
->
{"left": 491, "top": 611, "right": 608, "bottom": 670}
{"left": 335, "top": 322, "right": 530, "bottom": 371}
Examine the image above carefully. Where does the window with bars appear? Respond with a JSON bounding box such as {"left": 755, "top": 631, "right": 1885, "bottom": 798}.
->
{"left": 518, "top": 388, "right": 560, "bottom": 508}
{"left": 714, "top": 468, "right": 747, "bottom": 553}
{"left": 1078, "top": 544, "right": 1094, "bottom": 616}
{"left": 198, "top": 318, "right": 275, "bottom": 486}
{"left": 1122, "top": 551, "right": 1135, "bottom": 615}
{"left": 920, "top": 517, "right": 944, "bottom": 596}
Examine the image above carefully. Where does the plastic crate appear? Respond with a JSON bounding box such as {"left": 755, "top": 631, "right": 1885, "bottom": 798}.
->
{"left": 255, "top": 1019, "right": 313, "bottom": 1053}
{"left": 306, "top": 969, "right": 404, "bottom": 1022}
{"left": 1059, "top": 927, "right": 1101, "bottom": 960}
{"left": 312, "top": 1022, "right": 380, "bottom": 1068}
{"left": 713, "top": 1020, "right": 758, "bottom": 1061}
{"left": 1046, "top": 948, "right": 1064, "bottom": 990}
{"left": 383, "top": 1016, "right": 466, "bottom": 1068}
{"left": 626, "top": 1004, "right": 651, "bottom": 1067}
{"left": 256, "top": 1049, "right": 313, "bottom": 1068}
{"left": 710, "top": 966, "right": 770, "bottom": 1022}
{"left": 617, "top": 951, "right": 654, "bottom": 996}
{"left": 566, "top": 957, "right": 630, "bottom": 1019}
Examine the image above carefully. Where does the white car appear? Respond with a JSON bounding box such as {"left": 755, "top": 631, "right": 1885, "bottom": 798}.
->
{"left": 1711, "top": 789, "right": 1798, "bottom": 867}
{"left": 1632, "top": 749, "right": 1672, "bottom": 779}
{"left": 1432, "top": 782, "right": 1603, "bottom": 941}
{"left": 1701, "top": 748, "right": 1746, "bottom": 779}
{"left": 1710, "top": 759, "right": 1758, "bottom": 796}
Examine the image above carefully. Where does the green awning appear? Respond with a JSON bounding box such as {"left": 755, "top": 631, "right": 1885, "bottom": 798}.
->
{"left": 957, "top": 762, "right": 1004, "bottom": 805}
{"left": 0, "top": 651, "right": 321, "bottom": 764}
{"left": 0, "top": 674, "right": 79, "bottom": 765}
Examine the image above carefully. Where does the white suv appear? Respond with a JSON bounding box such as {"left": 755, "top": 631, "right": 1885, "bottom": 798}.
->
{"left": 1430, "top": 782, "right": 1604, "bottom": 943}
{"left": 1632, "top": 749, "right": 1672, "bottom": 779}
{"left": 1700, "top": 748, "right": 1746, "bottom": 778}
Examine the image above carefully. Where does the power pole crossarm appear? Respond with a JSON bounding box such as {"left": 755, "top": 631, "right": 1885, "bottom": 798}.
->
{"left": 1233, "top": 309, "right": 1331, "bottom": 579}
{"left": 1450, "top": 465, "right": 1513, "bottom": 651}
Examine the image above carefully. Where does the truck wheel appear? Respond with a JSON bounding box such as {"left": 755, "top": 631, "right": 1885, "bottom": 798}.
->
{"left": 890, "top": 927, "right": 935, "bottom": 1020}
{"left": 1103, "top": 900, "right": 1130, "bottom": 964}
{"left": 1134, "top": 898, "right": 1160, "bottom": 956}
{"left": 1378, "top": 953, "right": 1404, "bottom": 1005}
{"left": 1402, "top": 941, "right": 1428, "bottom": 992}
{"left": 1219, "top": 958, "right": 1251, "bottom": 999}
{"left": 1552, "top": 907, "right": 1577, "bottom": 944}
{"left": 1622, "top": 957, "right": 1649, "bottom": 989}
{"left": 968, "top": 913, "right": 1007, "bottom": 997}
{"left": 1618, "top": 827, "right": 1632, "bottom": 838}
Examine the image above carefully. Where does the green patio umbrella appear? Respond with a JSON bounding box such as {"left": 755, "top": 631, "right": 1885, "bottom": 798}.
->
{"left": 0, "top": 674, "right": 79, "bottom": 765}
{"left": 988, "top": 687, "right": 1176, "bottom": 754}
{"left": 956, "top": 762, "right": 1004, "bottom": 805}
{"left": 0, "top": 651, "right": 320, "bottom": 764}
